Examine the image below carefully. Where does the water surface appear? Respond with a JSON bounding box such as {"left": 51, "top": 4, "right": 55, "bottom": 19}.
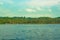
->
{"left": 0, "top": 24, "right": 60, "bottom": 40}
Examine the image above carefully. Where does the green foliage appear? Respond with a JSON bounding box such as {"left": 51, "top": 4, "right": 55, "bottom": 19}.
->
{"left": 0, "top": 17, "right": 60, "bottom": 24}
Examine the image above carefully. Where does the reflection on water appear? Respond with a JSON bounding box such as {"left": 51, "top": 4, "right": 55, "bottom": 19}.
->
{"left": 0, "top": 24, "right": 60, "bottom": 40}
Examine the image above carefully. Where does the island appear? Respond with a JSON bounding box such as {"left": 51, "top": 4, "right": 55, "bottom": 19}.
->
{"left": 0, "top": 17, "right": 60, "bottom": 24}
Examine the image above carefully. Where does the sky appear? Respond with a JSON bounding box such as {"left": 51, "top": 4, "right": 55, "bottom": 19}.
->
{"left": 0, "top": 0, "right": 60, "bottom": 17}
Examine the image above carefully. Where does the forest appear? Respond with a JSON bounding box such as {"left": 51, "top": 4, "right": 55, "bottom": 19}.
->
{"left": 0, "top": 17, "right": 60, "bottom": 24}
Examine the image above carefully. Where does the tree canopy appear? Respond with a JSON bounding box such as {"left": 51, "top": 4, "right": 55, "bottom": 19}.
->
{"left": 0, "top": 17, "right": 60, "bottom": 24}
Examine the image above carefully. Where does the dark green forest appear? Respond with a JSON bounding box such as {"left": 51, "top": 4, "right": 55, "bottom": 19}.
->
{"left": 0, "top": 17, "right": 60, "bottom": 24}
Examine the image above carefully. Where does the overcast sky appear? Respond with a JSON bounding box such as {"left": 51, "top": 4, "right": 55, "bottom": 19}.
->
{"left": 0, "top": 0, "right": 60, "bottom": 17}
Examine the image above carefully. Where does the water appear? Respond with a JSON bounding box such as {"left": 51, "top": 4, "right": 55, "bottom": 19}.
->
{"left": 0, "top": 24, "right": 60, "bottom": 40}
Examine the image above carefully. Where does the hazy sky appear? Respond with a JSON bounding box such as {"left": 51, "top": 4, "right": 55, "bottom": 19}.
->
{"left": 0, "top": 0, "right": 60, "bottom": 17}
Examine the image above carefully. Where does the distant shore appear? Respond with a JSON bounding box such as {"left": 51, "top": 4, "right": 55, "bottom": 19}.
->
{"left": 0, "top": 17, "right": 60, "bottom": 24}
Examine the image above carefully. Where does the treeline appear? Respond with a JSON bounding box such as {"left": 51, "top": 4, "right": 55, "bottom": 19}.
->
{"left": 0, "top": 17, "right": 60, "bottom": 24}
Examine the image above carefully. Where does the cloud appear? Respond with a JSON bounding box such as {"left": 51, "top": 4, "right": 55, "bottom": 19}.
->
{"left": 23, "top": 14, "right": 53, "bottom": 17}
{"left": 0, "top": 2, "right": 4, "bottom": 5}
{"left": 36, "top": 7, "right": 42, "bottom": 11}
{"left": 25, "top": 8, "right": 36, "bottom": 12}
{"left": 42, "top": 14, "right": 52, "bottom": 17}
{"left": 26, "top": 0, "right": 59, "bottom": 7}
{"left": 48, "top": 9, "right": 52, "bottom": 12}
{"left": 0, "top": 8, "right": 15, "bottom": 17}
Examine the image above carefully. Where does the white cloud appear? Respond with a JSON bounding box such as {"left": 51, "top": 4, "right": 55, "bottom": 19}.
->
{"left": 0, "top": 2, "right": 4, "bottom": 5}
{"left": 0, "top": 8, "right": 15, "bottom": 17}
{"left": 48, "top": 9, "right": 52, "bottom": 12}
{"left": 36, "top": 7, "right": 42, "bottom": 11}
{"left": 26, "top": 0, "right": 59, "bottom": 7}
{"left": 34, "top": 14, "right": 52, "bottom": 17}
{"left": 42, "top": 14, "right": 52, "bottom": 17}
{"left": 24, "top": 14, "right": 53, "bottom": 17}
{"left": 25, "top": 8, "right": 36, "bottom": 12}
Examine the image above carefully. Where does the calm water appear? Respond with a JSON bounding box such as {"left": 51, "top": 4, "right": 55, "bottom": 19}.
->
{"left": 0, "top": 24, "right": 60, "bottom": 40}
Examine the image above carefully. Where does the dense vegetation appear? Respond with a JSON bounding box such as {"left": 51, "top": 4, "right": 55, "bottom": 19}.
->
{"left": 0, "top": 17, "right": 60, "bottom": 24}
